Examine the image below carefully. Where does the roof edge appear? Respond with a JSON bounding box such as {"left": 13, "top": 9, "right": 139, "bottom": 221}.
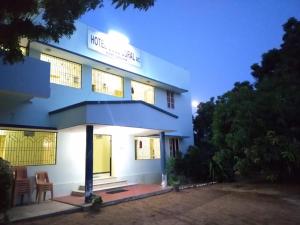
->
{"left": 49, "top": 100, "right": 178, "bottom": 119}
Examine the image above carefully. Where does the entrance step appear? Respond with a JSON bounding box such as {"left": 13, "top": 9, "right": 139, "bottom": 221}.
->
{"left": 93, "top": 173, "right": 110, "bottom": 179}
{"left": 71, "top": 177, "right": 130, "bottom": 197}
{"left": 78, "top": 178, "right": 128, "bottom": 191}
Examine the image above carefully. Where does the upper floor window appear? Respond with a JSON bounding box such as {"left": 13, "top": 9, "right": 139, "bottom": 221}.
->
{"left": 92, "top": 69, "right": 123, "bottom": 97}
{"left": 167, "top": 91, "right": 175, "bottom": 109}
{"left": 169, "top": 138, "right": 180, "bottom": 157}
{"left": 135, "top": 137, "right": 160, "bottom": 160}
{"left": 131, "top": 81, "right": 154, "bottom": 104}
{"left": 40, "top": 53, "right": 81, "bottom": 88}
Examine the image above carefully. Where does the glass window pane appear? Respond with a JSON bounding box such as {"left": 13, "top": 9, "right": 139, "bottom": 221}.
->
{"left": 20, "top": 46, "right": 27, "bottom": 56}
{"left": 131, "top": 81, "right": 154, "bottom": 104}
{"left": 169, "top": 138, "right": 180, "bottom": 157}
{"left": 167, "top": 91, "right": 175, "bottom": 109}
{"left": 135, "top": 137, "right": 160, "bottom": 160}
{"left": 92, "top": 69, "right": 123, "bottom": 97}
{"left": 40, "top": 53, "right": 81, "bottom": 88}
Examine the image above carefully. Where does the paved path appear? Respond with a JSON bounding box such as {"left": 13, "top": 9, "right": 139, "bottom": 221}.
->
{"left": 7, "top": 201, "right": 79, "bottom": 222}
{"left": 12, "top": 183, "right": 300, "bottom": 225}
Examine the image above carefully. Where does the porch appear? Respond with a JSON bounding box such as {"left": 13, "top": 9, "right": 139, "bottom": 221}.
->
{"left": 48, "top": 100, "right": 177, "bottom": 202}
{"left": 6, "top": 184, "right": 172, "bottom": 223}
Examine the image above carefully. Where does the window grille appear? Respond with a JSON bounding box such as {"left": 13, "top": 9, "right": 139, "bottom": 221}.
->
{"left": 40, "top": 53, "right": 81, "bottom": 88}
{"left": 0, "top": 129, "right": 57, "bottom": 166}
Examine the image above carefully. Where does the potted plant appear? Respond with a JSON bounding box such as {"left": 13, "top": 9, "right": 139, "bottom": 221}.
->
{"left": 91, "top": 194, "right": 103, "bottom": 212}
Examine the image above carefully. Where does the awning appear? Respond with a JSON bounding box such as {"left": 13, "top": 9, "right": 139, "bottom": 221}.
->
{"left": 49, "top": 100, "right": 178, "bottom": 131}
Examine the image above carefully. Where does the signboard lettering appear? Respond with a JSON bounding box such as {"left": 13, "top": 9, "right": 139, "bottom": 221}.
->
{"left": 88, "top": 30, "right": 141, "bottom": 67}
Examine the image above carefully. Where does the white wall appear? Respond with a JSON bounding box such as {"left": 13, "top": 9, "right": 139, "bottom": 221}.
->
{"left": 26, "top": 125, "right": 164, "bottom": 198}
{"left": 95, "top": 126, "right": 162, "bottom": 185}
{"left": 27, "top": 127, "right": 86, "bottom": 197}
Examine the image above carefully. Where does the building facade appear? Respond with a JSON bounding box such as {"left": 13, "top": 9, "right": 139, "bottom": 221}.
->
{"left": 0, "top": 22, "right": 193, "bottom": 198}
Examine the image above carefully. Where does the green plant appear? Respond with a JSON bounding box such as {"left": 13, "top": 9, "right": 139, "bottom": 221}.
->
{"left": 0, "top": 158, "right": 13, "bottom": 222}
{"left": 92, "top": 194, "right": 103, "bottom": 204}
{"left": 91, "top": 194, "right": 103, "bottom": 212}
{"left": 166, "top": 157, "right": 183, "bottom": 186}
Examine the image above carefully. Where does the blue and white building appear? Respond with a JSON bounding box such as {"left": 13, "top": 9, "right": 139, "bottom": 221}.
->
{"left": 0, "top": 22, "right": 193, "bottom": 200}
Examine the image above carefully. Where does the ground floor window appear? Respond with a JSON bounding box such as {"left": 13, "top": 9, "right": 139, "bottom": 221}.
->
{"left": 135, "top": 137, "right": 160, "bottom": 160}
{"left": 0, "top": 129, "right": 57, "bottom": 166}
{"left": 169, "top": 138, "right": 180, "bottom": 157}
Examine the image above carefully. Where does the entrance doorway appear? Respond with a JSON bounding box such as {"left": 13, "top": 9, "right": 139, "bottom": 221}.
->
{"left": 93, "top": 134, "right": 111, "bottom": 174}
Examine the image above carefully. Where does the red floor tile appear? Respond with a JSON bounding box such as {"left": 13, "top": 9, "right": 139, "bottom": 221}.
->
{"left": 54, "top": 184, "right": 166, "bottom": 207}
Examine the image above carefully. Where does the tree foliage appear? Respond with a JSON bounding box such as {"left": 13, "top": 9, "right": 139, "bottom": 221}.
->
{"left": 0, "top": 158, "right": 13, "bottom": 219}
{"left": 193, "top": 17, "right": 300, "bottom": 182}
{"left": 0, "top": 0, "right": 154, "bottom": 64}
{"left": 194, "top": 97, "right": 215, "bottom": 145}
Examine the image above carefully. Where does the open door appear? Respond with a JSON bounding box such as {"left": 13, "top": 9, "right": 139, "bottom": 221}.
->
{"left": 93, "top": 135, "right": 111, "bottom": 174}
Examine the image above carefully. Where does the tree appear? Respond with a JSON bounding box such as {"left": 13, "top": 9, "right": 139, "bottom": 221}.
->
{"left": 211, "top": 18, "right": 300, "bottom": 182}
{"left": 212, "top": 81, "right": 257, "bottom": 178}
{"left": 193, "top": 97, "right": 215, "bottom": 145}
{"left": 0, "top": 0, "right": 155, "bottom": 64}
{"left": 249, "top": 17, "right": 300, "bottom": 181}
{"left": 191, "top": 18, "right": 300, "bottom": 183}
{"left": 190, "top": 99, "right": 216, "bottom": 181}
{"left": 0, "top": 158, "right": 13, "bottom": 222}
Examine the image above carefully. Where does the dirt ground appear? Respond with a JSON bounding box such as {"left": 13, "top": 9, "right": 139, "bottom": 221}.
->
{"left": 14, "top": 182, "right": 300, "bottom": 225}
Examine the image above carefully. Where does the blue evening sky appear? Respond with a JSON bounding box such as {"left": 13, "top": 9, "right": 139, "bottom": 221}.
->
{"left": 80, "top": 0, "right": 300, "bottom": 104}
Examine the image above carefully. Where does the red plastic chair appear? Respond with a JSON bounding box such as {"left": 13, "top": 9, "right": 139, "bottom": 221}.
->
{"left": 35, "top": 172, "right": 53, "bottom": 203}
{"left": 12, "top": 166, "right": 31, "bottom": 206}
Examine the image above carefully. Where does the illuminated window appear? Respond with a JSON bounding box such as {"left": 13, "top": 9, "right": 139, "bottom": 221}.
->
{"left": 135, "top": 137, "right": 160, "bottom": 160}
{"left": 131, "top": 81, "right": 154, "bottom": 104}
{"left": 0, "top": 129, "right": 57, "bottom": 166}
{"left": 169, "top": 138, "right": 180, "bottom": 157}
{"left": 40, "top": 53, "right": 81, "bottom": 88}
{"left": 20, "top": 46, "right": 27, "bottom": 56}
{"left": 167, "top": 91, "right": 175, "bottom": 109}
{"left": 92, "top": 69, "right": 123, "bottom": 97}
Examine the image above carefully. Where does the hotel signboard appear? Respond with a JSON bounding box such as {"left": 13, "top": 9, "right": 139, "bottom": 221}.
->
{"left": 88, "top": 29, "right": 141, "bottom": 67}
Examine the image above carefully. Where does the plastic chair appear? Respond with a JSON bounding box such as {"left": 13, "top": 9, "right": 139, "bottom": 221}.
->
{"left": 35, "top": 172, "right": 53, "bottom": 203}
{"left": 12, "top": 166, "right": 31, "bottom": 206}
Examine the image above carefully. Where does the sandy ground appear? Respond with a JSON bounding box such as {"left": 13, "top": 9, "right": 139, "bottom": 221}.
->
{"left": 14, "top": 182, "right": 300, "bottom": 225}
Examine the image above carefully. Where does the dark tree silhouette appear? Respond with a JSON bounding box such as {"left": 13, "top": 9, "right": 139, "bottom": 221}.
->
{"left": 0, "top": 0, "right": 154, "bottom": 64}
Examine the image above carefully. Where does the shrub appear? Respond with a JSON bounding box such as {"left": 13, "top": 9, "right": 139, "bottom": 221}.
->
{"left": 167, "top": 145, "right": 216, "bottom": 184}
{"left": 211, "top": 149, "right": 235, "bottom": 182}
{"left": 0, "top": 158, "right": 13, "bottom": 219}
{"left": 183, "top": 145, "right": 214, "bottom": 182}
{"left": 91, "top": 194, "right": 103, "bottom": 212}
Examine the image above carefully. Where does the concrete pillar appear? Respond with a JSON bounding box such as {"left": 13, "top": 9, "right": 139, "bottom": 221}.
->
{"left": 160, "top": 132, "right": 167, "bottom": 188}
{"left": 85, "top": 125, "right": 93, "bottom": 203}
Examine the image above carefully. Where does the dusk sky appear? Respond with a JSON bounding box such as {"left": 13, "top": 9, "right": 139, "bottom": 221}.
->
{"left": 81, "top": 0, "right": 300, "bottom": 104}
